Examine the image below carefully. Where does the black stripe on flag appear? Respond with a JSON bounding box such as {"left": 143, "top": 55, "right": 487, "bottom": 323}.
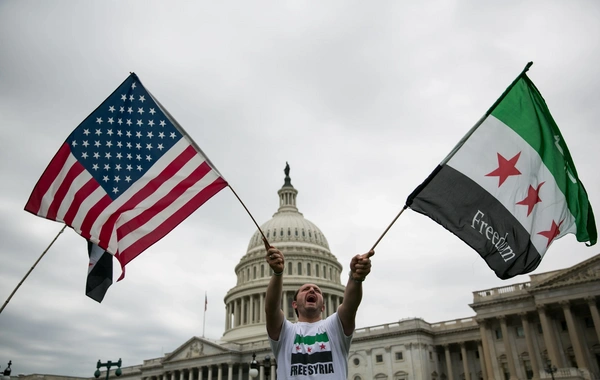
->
{"left": 86, "top": 241, "right": 113, "bottom": 302}
{"left": 291, "top": 351, "right": 333, "bottom": 365}
{"left": 407, "top": 165, "right": 541, "bottom": 279}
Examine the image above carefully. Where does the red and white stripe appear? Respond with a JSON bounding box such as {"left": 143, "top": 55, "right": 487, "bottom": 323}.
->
{"left": 25, "top": 137, "right": 227, "bottom": 278}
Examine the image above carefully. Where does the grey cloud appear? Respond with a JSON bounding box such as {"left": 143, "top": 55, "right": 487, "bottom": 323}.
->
{"left": 1, "top": 0, "right": 600, "bottom": 376}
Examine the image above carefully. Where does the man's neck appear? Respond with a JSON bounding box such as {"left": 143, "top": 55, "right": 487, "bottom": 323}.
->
{"left": 297, "top": 313, "right": 322, "bottom": 323}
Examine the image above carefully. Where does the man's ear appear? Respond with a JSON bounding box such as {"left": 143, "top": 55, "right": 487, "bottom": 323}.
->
{"left": 292, "top": 300, "right": 298, "bottom": 310}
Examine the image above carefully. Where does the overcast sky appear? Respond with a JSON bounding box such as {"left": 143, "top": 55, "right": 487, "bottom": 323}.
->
{"left": 1, "top": 0, "right": 600, "bottom": 377}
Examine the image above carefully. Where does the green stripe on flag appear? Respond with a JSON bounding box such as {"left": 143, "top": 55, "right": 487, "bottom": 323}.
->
{"left": 293, "top": 332, "right": 329, "bottom": 345}
{"left": 491, "top": 75, "right": 596, "bottom": 245}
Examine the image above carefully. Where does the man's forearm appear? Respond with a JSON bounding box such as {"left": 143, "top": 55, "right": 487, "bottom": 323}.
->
{"left": 340, "top": 249, "right": 373, "bottom": 317}
{"left": 341, "top": 276, "right": 363, "bottom": 317}
{"left": 265, "top": 272, "right": 284, "bottom": 340}
{"left": 337, "top": 275, "right": 363, "bottom": 335}
{"left": 265, "top": 247, "right": 285, "bottom": 339}
{"left": 265, "top": 273, "right": 283, "bottom": 314}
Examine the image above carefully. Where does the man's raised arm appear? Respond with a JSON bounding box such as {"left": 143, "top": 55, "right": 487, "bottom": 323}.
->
{"left": 337, "top": 250, "right": 374, "bottom": 336}
{"left": 265, "top": 246, "right": 285, "bottom": 341}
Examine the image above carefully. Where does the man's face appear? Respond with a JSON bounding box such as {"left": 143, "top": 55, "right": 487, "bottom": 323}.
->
{"left": 293, "top": 283, "right": 324, "bottom": 317}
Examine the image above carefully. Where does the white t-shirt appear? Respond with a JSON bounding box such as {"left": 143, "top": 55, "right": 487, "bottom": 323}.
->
{"left": 269, "top": 313, "right": 353, "bottom": 379}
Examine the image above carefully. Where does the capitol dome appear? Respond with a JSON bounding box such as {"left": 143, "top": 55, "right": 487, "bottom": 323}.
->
{"left": 246, "top": 195, "right": 330, "bottom": 252}
{"left": 221, "top": 164, "right": 345, "bottom": 343}
{"left": 248, "top": 214, "right": 329, "bottom": 249}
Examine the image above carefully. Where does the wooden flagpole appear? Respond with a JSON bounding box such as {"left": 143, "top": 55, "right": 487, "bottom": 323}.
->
{"left": 370, "top": 62, "right": 534, "bottom": 252}
{"left": 0, "top": 224, "right": 67, "bottom": 314}
{"left": 370, "top": 206, "right": 408, "bottom": 251}
{"left": 147, "top": 77, "right": 271, "bottom": 250}
{"left": 0, "top": 184, "right": 269, "bottom": 316}
{"left": 227, "top": 184, "right": 271, "bottom": 250}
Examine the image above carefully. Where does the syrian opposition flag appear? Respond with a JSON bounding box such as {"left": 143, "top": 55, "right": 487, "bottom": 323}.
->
{"left": 87, "top": 241, "right": 113, "bottom": 302}
{"left": 406, "top": 62, "right": 597, "bottom": 279}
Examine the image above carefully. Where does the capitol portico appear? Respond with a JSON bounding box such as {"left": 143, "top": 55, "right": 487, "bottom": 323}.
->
{"left": 24, "top": 166, "right": 600, "bottom": 380}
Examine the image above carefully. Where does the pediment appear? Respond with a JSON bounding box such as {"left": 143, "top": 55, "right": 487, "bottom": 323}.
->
{"left": 165, "top": 337, "right": 230, "bottom": 362}
{"left": 532, "top": 253, "right": 600, "bottom": 289}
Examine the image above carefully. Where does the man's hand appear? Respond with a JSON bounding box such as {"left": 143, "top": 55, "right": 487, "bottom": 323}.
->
{"left": 266, "top": 247, "right": 285, "bottom": 274}
{"left": 350, "top": 250, "right": 374, "bottom": 281}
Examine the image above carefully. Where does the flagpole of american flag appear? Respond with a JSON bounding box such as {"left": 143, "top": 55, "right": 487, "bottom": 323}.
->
{"left": 19, "top": 72, "right": 273, "bottom": 309}
{"left": 149, "top": 89, "right": 271, "bottom": 248}
{"left": 0, "top": 225, "right": 67, "bottom": 314}
{"left": 227, "top": 185, "right": 271, "bottom": 246}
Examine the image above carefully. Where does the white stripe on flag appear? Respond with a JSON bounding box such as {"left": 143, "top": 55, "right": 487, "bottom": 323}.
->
{"left": 38, "top": 153, "right": 79, "bottom": 217}
{"left": 116, "top": 169, "right": 220, "bottom": 253}
{"left": 448, "top": 115, "right": 576, "bottom": 256}
{"left": 55, "top": 169, "right": 93, "bottom": 222}
{"left": 86, "top": 139, "right": 192, "bottom": 251}
{"left": 72, "top": 185, "right": 105, "bottom": 237}
{"left": 112, "top": 153, "right": 215, "bottom": 253}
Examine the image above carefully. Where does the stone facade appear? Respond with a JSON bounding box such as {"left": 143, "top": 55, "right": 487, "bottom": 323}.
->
{"left": 103, "top": 257, "right": 599, "bottom": 380}
{"left": 29, "top": 167, "right": 599, "bottom": 380}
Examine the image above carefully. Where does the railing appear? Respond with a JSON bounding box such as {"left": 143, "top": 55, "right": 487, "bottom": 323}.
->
{"left": 472, "top": 282, "right": 531, "bottom": 302}
{"left": 142, "top": 358, "right": 163, "bottom": 367}
{"left": 538, "top": 367, "right": 591, "bottom": 379}
{"left": 354, "top": 316, "right": 482, "bottom": 336}
{"left": 430, "top": 317, "right": 477, "bottom": 331}
{"left": 354, "top": 318, "right": 428, "bottom": 336}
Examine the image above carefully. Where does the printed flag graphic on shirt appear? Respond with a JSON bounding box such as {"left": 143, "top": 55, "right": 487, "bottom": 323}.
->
{"left": 87, "top": 241, "right": 112, "bottom": 302}
{"left": 406, "top": 63, "right": 596, "bottom": 279}
{"left": 291, "top": 332, "right": 333, "bottom": 365}
{"left": 25, "top": 73, "right": 228, "bottom": 281}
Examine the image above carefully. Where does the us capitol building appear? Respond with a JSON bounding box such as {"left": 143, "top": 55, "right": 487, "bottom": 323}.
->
{"left": 29, "top": 166, "right": 600, "bottom": 380}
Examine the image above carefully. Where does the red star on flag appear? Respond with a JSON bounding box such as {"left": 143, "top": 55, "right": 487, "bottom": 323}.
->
{"left": 486, "top": 152, "right": 522, "bottom": 186}
{"left": 516, "top": 182, "right": 545, "bottom": 216}
{"left": 307, "top": 347, "right": 312, "bottom": 353}
{"left": 538, "top": 220, "right": 563, "bottom": 247}
{"left": 296, "top": 345, "right": 301, "bottom": 351}
{"left": 320, "top": 343, "right": 326, "bottom": 350}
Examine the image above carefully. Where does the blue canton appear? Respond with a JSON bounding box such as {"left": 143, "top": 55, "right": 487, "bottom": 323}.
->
{"left": 67, "top": 75, "right": 182, "bottom": 200}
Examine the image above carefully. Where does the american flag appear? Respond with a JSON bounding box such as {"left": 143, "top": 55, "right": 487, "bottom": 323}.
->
{"left": 26, "top": 73, "right": 228, "bottom": 279}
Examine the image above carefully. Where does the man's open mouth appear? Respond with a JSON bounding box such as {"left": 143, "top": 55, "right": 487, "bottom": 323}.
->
{"left": 307, "top": 295, "right": 317, "bottom": 303}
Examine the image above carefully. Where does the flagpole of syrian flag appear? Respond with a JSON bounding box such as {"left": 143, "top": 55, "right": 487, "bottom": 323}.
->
{"left": 369, "top": 62, "right": 536, "bottom": 251}
{"left": 371, "top": 62, "right": 596, "bottom": 279}
{"left": 2, "top": 73, "right": 273, "bottom": 313}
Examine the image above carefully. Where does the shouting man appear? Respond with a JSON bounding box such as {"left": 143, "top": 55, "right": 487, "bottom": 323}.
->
{"left": 265, "top": 245, "right": 374, "bottom": 379}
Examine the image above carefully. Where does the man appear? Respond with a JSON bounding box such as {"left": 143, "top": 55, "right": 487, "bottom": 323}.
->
{"left": 265, "top": 245, "right": 374, "bottom": 379}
